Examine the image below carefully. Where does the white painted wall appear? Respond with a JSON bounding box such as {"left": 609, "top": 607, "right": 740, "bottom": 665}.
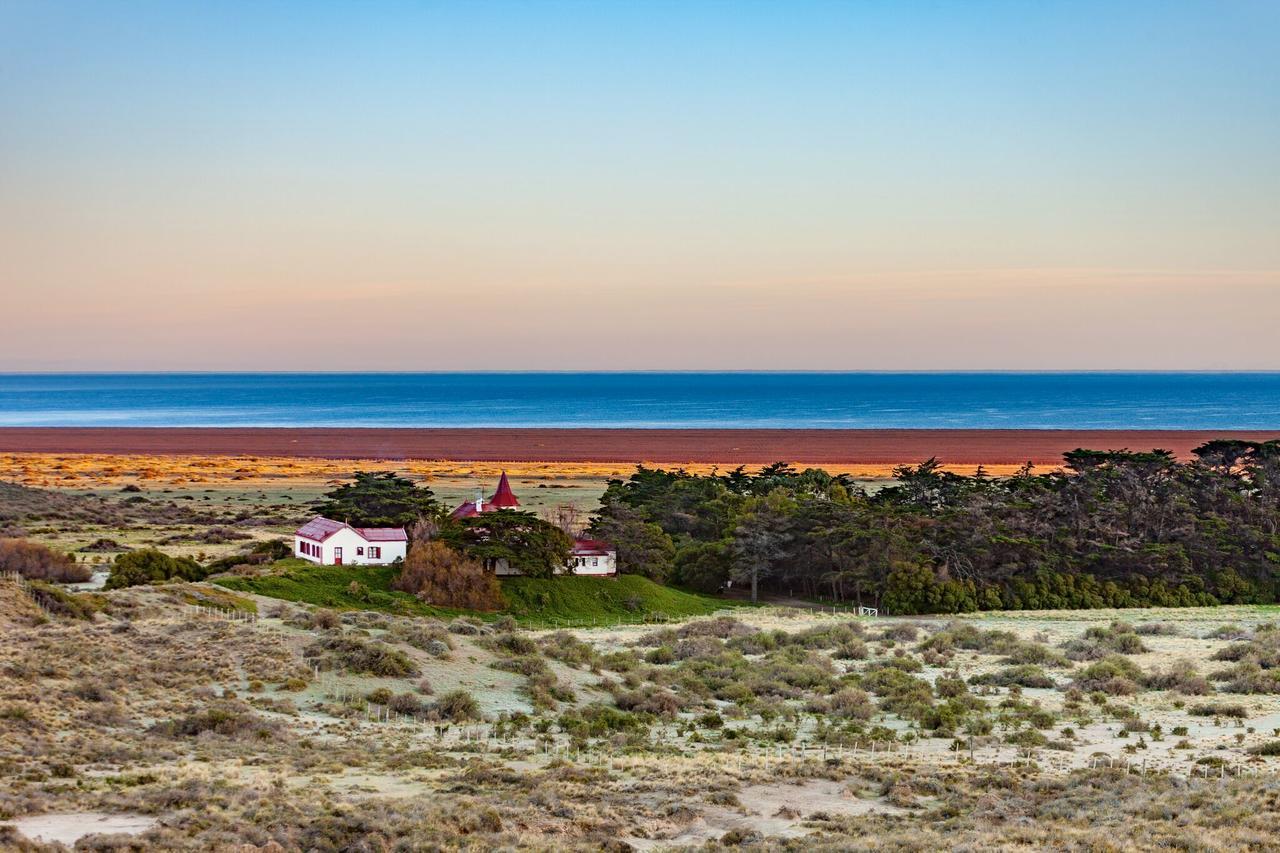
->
{"left": 564, "top": 552, "right": 616, "bottom": 576}
{"left": 490, "top": 552, "right": 616, "bottom": 576}
{"left": 294, "top": 528, "right": 406, "bottom": 566}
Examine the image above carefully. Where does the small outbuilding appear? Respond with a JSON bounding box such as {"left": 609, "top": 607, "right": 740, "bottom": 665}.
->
{"left": 568, "top": 538, "right": 617, "bottom": 576}
{"left": 294, "top": 516, "right": 407, "bottom": 566}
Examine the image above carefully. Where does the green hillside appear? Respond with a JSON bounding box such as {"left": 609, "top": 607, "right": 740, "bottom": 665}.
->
{"left": 214, "top": 559, "right": 460, "bottom": 618}
{"left": 500, "top": 574, "right": 740, "bottom": 627}
{"left": 213, "top": 559, "right": 739, "bottom": 626}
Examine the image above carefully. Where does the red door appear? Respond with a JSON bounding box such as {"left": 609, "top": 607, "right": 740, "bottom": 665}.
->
{"left": 334, "top": 547, "right": 343, "bottom": 565}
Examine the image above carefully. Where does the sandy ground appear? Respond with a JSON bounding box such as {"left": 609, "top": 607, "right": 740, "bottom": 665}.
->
{"left": 4, "top": 427, "right": 1276, "bottom": 468}
{"left": 8, "top": 582, "right": 1280, "bottom": 849}
{"left": 3, "top": 812, "right": 157, "bottom": 846}
{"left": 626, "top": 778, "right": 905, "bottom": 849}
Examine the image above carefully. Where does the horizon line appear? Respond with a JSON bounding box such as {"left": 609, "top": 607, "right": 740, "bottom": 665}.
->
{"left": 6, "top": 369, "right": 1280, "bottom": 377}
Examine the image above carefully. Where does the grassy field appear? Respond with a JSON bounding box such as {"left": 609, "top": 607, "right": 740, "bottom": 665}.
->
{"left": 500, "top": 575, "right": 743, "bottom": 627}
{"left": 213, "top": 559, "right": 463, "bottom": 618}
{"left": 212, "top": 559, "right": 739, "bottom": 626}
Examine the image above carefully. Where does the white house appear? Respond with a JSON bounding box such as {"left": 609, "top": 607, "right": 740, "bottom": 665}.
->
{"left": 567, "top": 538, "right": 617, "bottom": 576}
{"left": 294, "top": 516, "right": 407, "bottom": 566}
{"left": 452, "top": 473, "right": 616, "bottom": 577}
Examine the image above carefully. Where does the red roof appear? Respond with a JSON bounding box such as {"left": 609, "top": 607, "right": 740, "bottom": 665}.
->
{"left": 296, "top": 516, "right": 346, "bottom": 541}
{"left": 450, "top": 472, "right": 521, "bottom": 519}
{"left": 356, "top": 527, "right": 408, "bottom": 542}
{"left": 572, "top": 538, "right": 615, "bottom": 556}
{"left": 297, "top": 516, "right": 406, "bottom": 543}
{"left": 489, "top": 472, "right": 520, "bottom": 508}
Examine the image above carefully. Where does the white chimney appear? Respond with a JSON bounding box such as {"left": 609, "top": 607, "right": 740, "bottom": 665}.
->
{"left": 475, "top": 489, "right": 484, "bottom": 514}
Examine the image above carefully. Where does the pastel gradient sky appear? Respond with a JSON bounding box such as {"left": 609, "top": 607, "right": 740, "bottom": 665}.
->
{"left": 2, "top": 1, "right": 1278, "bottom": 370}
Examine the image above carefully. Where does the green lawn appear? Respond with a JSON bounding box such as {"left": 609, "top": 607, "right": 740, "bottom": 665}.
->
{"left": 212, "top": 559, "right": 740, "bottom": 626}
{"left": 500, "top": 575, "right": 742, "bottom": 627}
{"left": 213, "top": 559, "right": 461, "bottom": 619}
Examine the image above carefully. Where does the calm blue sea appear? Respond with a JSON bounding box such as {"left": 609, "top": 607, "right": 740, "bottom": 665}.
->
{"left": 0, "top": 373, "right": 1278, "bottom": 429}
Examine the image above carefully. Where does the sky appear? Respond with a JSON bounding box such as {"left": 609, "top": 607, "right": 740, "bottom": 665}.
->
{"left": 2, "top": 1, "right": 1278, "bottom": 371}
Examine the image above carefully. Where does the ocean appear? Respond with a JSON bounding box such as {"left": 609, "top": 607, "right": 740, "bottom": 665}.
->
{"left": 0, "top": 373, "right": 1278, "bottom": 429}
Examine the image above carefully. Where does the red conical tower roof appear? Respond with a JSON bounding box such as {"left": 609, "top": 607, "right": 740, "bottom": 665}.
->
{"left": 488, "top": 471, "right": 520, "bottom": 509}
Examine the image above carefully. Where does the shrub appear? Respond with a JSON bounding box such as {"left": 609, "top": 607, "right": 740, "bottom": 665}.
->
{"left": 1000, "top": 642, "right": 1069, "bottom": 667}
{"left": 920, "top": 624, "right": 1020, "bottom": 655}
{"left": 388, "top": 692, "right": 426, "bottom": 715}
{"left": 1005, "top": 727, "right": 1049, "bottom": 748}
{"left": 105, "top": 549, "right": 205, "bottom": 589}
{"left": 1214, "top": 661, "right": 1280, "bottom": 694}
{"left": 153, "top": 702, "right": 279, "bottom": 739}
{"left": 1143, "top": 659, "right": 1212, "bottom": 695}
{"left": 311, "top": 609, "right": 342, "bottom": 630}
{"left": 557, "top": 705, "right": 652, "bottom": 739}
{"left": 970, "top": 665, "right": 1055, "bottom": 689}
{"left": 1072, "top": 656, "right": 1142, "bottom": 695}
{"left": 674, "top": 637, "right": 723, "bottom": 660}
{"left": 71, "top": 679, "right": 114, "bottom": 703}
{"left": 677, "top": 616, "right": 755, "bottom": 640}
{"left": 27, "top": 581, "right": 99, "bottom": 620}
{"left": 305, "top": 632, "right": 418, "bottom": 677}
{"left": 0, "top": 539, "right": 90, "bottom": 582}
{"left": 935, "top": 674, "right": 969, "bottom": 698}
{"left": 827, "top": 687, "right": 875, "bottom": 720}
{"left": 388, "top": 620, "right": 455, "bottom": 654}
{"left": 1188, "top": 701, "right": 1248, "bottom": 719}
{"left": 862, "top": 666, "right": 934, "bottom": 719}
{"left": 539, "top": 631, "right": 599, "bottom": 668}
{"left": 433, "top": 690, "right": 482, "bottom": 721}
{"left": 616, "top": 686, "right": 683, "bottom": 717}
{"left": 393, "top": 541, "right": 505, "bottom": 610}
{"left": 490, "top": 632, "right": 539, "bottom": 656}
{"left": 834, "top": 639, "right": 869, "bottom": 660}
{"left": 1134, "top": 622, "right": 1179, "bottom": 636}
{"left": 1247, "top": 740, "right": 1280, "bottom": 756}
{"left": 879, "top": 624, "right": 920, "bottom": 642}
{"left": 645, "top": 646, "right": 675, "bottom": 665}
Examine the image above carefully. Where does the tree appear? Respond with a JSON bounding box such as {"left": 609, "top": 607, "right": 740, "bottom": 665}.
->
{"left": 314, "top": 471, "right": 439, "bottom": 528}
{"left": 0, "top": 539, "right": 90, "bottom": 582}
{"left": 673, "top": 539, "right": 733, "bottom": 592}
{"left": 393, "top": 541, "right": 505, "bottom": 610}
{"left": 589, "top": 501, "right": 676, "bottom": 581}
{"left": 542, "top": 503, "right": 585, "bottom": 538}
{"left": 105, "top": 549, "right": 205, "bottom": 590}
{"left": 730, "top": 493, "right": 795, "bottom": 603}
{"left": 441, "top": 510, "right": 573, "bottom": 579}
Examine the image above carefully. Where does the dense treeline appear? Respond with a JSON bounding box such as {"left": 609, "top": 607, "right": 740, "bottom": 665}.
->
{"left": 589, "top": 440, "right": 1280, "bottom": 614}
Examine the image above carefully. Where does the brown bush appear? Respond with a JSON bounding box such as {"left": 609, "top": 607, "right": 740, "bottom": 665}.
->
{"left": 616, "top": 686, "right": 682, "bottom": 717}
{"left": 0, "top": 538, "right": 91, "bottom": 582}
{"left": 393, "top": 541, "right": 505, "bottom": 611}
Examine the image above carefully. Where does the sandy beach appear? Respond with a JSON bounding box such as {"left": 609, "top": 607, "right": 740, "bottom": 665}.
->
{"left": 0, "top": 427, "right": 1276, "bottom": 465}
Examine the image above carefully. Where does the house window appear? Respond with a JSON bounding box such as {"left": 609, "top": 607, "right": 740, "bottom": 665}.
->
{"left": 370, "top": 546, "right": 381, "bottom": 559}
{"left": 592, "top": 557, "right": 598, "bottom": 566}
{"left": 356, "top": 546, "right": 364, "bottom": 556}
